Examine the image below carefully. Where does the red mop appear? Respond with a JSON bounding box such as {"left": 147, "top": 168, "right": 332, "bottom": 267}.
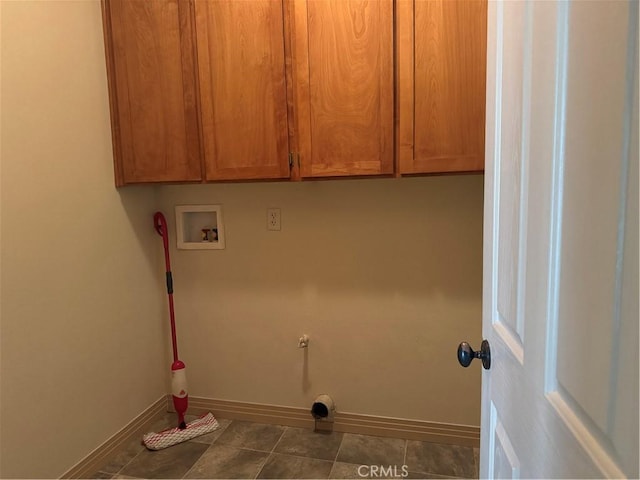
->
{"left": 142, "top": 212, "right": 219, "bottom": 450}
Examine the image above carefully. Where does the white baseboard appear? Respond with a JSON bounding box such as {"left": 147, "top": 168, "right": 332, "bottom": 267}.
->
{"left": 62, "top": 395, "right": 479, "bottom": 477}
{"left": 61, "top": 396, "right": 167, "bottom": 479}
{"left": 187, "top": 396, "right": 480, "bottom": 447}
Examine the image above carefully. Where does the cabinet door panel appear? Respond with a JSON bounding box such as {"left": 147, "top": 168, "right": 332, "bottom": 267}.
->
{"left": 292, "top": 0, "right": 394, "bottom": 177}
{"left": 104, "top": 0, "right": 202, "bottom": 185}
{"left": 195, "top": 0, "right": 290, "bottom": 181}
{"left": 398, "top": 0, "right": 487, "bottom": 174}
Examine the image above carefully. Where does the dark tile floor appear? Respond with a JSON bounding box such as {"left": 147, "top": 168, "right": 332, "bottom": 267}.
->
{"left": 91, "top": 413, "right": 479, "bottom": 479}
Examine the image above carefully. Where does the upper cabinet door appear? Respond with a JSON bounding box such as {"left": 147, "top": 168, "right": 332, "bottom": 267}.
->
{"left": 102, "top": 0, "right": 202, "bottom": 186}
{"left": 290, "top": 0, "right": 394, "bottom": 178}
{"left": 194, "top": 0, "right": 291, "bottom": 181}
{"left": 397, "top": 0, "right": 487, "bottom": 174}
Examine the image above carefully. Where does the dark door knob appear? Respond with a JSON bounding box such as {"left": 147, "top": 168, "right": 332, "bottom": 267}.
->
{"left": 457, "top": 340, "right": 491, "bottom": 370}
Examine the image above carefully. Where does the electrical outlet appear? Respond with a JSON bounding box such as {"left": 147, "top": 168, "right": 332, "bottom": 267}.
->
{"left": 267, "top": 208, "right": 281, "bottom": 231}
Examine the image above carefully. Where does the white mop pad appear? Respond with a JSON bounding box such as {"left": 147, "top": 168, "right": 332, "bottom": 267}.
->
{"left": 142, "top": 412, "right": 220, "bottom": 450}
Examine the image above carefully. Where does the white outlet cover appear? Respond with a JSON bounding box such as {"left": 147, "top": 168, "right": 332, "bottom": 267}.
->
{"left": 267, "top": 208, "right": 281, "bottom": 231}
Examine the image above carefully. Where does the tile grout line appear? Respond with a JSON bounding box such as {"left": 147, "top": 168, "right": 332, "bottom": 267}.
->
{"left": 473, "top": 445, "right": 480, "bottom": 479}
{"left": 252, "top": 424, "right": 288, "bottom": 479}
{"left": 106, "top": 413, "right": 180, "bottom": 478}
{"left": 114, "top": 412, "right": 179, "bottom": 478}
{"left": 241, "top": 449, "right": 338, "bottom": 464}
{"left": 182, "top": 417, "right": 234, "bottom": 479}
{"left": 182, "top": 434, "right": 225, "bottom": 479}
{"left": 113, "top": 444, "right": 146, "bottom": 478}
{"left": 254, "top": 425, "right": 340, "bottom": 477}
{"left": 332, "top": 430, "right": 346, "bottom": 464}
{"left": 253, "top": 454, "right": 271, "bottom": 480}
{"left": 403, "top": 438, "right": 408, "bottom": 471}
{"left": 328, "top": 430, "right": 348, "bottom": 478}
{"left": 270, "top": 425, "right": 288, "bottom": 454}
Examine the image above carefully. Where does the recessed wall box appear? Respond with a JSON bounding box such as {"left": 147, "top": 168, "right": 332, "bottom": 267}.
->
{"left": 175, "top": 205, "right": 225, "bottom": 250}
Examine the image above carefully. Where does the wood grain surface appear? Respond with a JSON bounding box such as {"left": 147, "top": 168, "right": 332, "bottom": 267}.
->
{"left": 195, "top": 0, "right": 291, "bottom": 180}
{"left": 104, "top": 0, "right": 202, "bottom": 185}
{"left": 292, "top": 0, "right": 394, "bottom": 177}
{"left": 398, "top": 0, "right": 487, "bottom": 174}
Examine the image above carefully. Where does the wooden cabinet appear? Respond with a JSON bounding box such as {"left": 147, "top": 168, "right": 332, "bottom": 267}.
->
{"left": 289, "top": 0, "right": 394, "bottom": 178}
{"left": 194, "top": 1, "right": 291, "bottom": 181}
{"left": 102, "top": 0, "right": 202, "bottom": 186}
{"left": 103, "top": 0, "right": 291, "bottom": 185}
{"left": 102, "top": 0, "right": 486, "bottom": 186}
{"left": 397, "top": 0, "right": 487, "bottom": 175}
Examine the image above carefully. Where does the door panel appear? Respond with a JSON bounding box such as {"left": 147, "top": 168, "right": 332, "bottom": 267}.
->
{"left": 195, "top": 0, "right": 290, "bottom": 180}
{"left": 397, "top": 0, "right": 487, "bottom": 175}
{"left": 494, "top": 0, "right": 531, "bottom": 357}
{"left": 490, "top": 403, "right": 520, "bottom": 479}
{"left": 553, "top": 0, "right": 633, "bottom": 435}
{"left": 482, "top": 1, "right": 638, "bottom": 478}
{"left": 292, "top": 0, "right": 394, "bottom": 177}
{"left": 105, "top": 0, "right": 202, "bottom": 185}
{"left": 413, "top": 0, "right": 486, "bottom": 172}
{"left": 545, "top": 1, "right": 639, "bottom": 474}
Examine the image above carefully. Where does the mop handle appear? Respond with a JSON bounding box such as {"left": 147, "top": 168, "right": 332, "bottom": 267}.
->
{"left": 154, "top": 212, "right": 179, "bottom": 363}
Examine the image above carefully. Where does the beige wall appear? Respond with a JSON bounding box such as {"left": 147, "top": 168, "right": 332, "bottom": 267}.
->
{"left": 0, "top": 1, "right": 483, "bottom": 476}
{"left": 158, "top": 175, "right": 483, "bottom": 425}
{"left": 0, "top": 2, "right": 166, "bottom": 477}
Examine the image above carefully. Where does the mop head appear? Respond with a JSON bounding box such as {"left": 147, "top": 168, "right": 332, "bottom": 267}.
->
{"left": 142, "top": 412, "right": 220, "bottom": 450}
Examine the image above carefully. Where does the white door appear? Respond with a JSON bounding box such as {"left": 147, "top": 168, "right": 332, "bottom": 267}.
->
{"left": 481, "top": 0, "right": 638, "bottom": 478}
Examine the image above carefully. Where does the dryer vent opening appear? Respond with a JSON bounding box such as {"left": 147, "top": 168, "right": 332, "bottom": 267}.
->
{"left": 310, "top": 394, "right": 335, "bottom": 420}
{"left": 311, "top": 402, "right": 329, "bottom": 419}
